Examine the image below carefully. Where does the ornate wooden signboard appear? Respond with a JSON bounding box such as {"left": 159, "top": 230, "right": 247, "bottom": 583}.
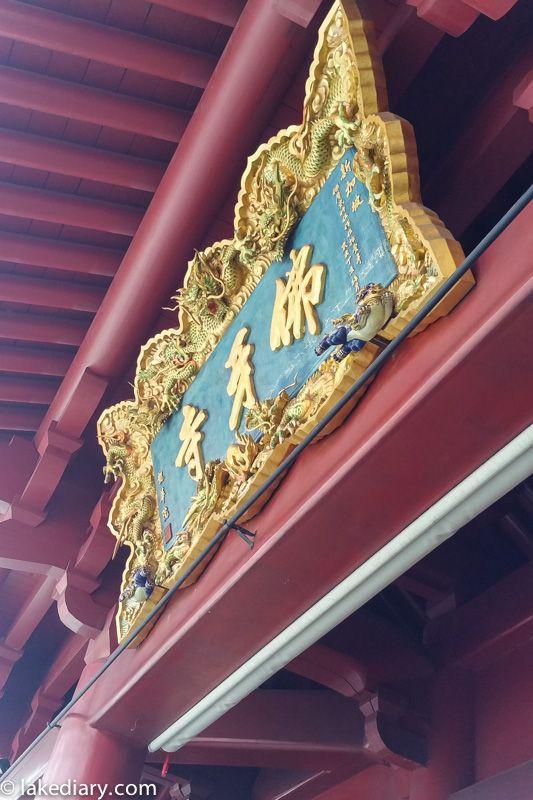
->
{"left": 98, "top": 0, "right": 473, "bottom": 643}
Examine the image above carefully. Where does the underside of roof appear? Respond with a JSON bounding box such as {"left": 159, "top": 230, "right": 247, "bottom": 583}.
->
{"left": 0, "top": 0, "right": 531, "bottom": 777}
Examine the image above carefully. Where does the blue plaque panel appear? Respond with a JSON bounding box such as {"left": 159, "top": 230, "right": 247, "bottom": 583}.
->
{"left": 151, "top": 149, "right": 397, "bottom": 548}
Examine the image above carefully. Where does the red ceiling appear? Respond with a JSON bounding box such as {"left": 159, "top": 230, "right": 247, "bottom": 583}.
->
{"left": 0, "top": 0, "right": 243, "bottom": 437}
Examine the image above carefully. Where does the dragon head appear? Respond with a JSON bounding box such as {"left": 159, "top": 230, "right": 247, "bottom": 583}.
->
{"left": 97, "top": 402, "right": 141, "bottom": 485}
{"left": 102, "top": 443, "right": 129, "bottom": 484}
{"left": 167, "top": 252, "right": 228, "bottom": 328}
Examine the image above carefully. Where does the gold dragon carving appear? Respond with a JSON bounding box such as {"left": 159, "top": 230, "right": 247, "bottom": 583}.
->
{"left": 97, "top": 0, "right": 472, "bottom": 644}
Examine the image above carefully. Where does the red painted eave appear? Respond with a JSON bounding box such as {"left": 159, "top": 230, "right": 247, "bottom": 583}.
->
{"left": 86, "top": 202, "right": 533, "bottom": 744}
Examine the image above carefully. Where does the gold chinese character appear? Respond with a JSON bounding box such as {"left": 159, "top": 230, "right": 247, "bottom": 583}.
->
{"left": 351, "top": 195, "right": 362, "bottom": 213}
{"left": 175, "top": 405, "right": 207, "bottom": 480}
{"left": 340, "top": 159, "right": 352, "bottom": 179}
{"left": 160, "top": 487, "right": 166, "bottom": 503}
{"left": 225, "top": 327, "right": 257, "bottom": 431}
{"left": 345, "top": 178, "right": 356, "bottom": 197}
{"left": 270, "top": 245, "right": 326, "bottom": 351}
{"left": 157, "top": 470, "right": 165, "bottom": 484}
{"left": 162, "top": 506, "right": 169, "bottom": 520}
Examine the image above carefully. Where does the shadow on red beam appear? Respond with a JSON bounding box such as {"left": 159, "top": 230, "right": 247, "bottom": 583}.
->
{"left": 407, "top": 0, "right": 519, "bottom": 37}
{"left": 251, "top": 761, "right": 382, "bottom": 800}
{"left": 1, "top": 573, "right": 57, "bottom": 652}
{"left": 287, "top": 643, "right": 369, "bottom": 699}
{"left": 14, "top": 371, "right": 108, "bottom": 516}
{"left": 0, "top": 181, "right": 143, "bottom": 236}
{"left": 425, "top": 562, "right": 533, "bottom": 671}
{"left": 0, "top": 345, "right": 73, "bottom": 377}
{"left": 0, "top": 274, "right": 105, "bottom": 314}
{"left": 148, "top": 0, "right": 243, "bottom": 28}
{"left": 424, "top": 52, "right": 533, "bottom": 236}
{"left": 0, "top": 481, "right": 94, "bottom": 575}
{"left": 0, "top": 231, "right": 122, "bottom": 277}
{"left": 0, "top": 66, "right": 190, "bottom": 142}
{"left": 0, "top": 377, "right": 59, "bottom": 406}
{"left": 0, "top": 312, "right": 87, "bottom": 346}
{"left": 0, "top": 0, "right": 217, "bottom": 89}
{"left": 381, "top": 7, "right": 443, "bottom": 107}
{"left": 287, "top": 618, "right": 433, "bottom": 702}
{"left": 0, "top": 406, "right": 44, "bottom": 433}
{"left": 0, "top": 128, "right": 165, "bottom": 193}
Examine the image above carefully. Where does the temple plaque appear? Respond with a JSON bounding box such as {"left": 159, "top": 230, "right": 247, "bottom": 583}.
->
{"left": 98, "top": 0, "right": 473, "bottom": 643}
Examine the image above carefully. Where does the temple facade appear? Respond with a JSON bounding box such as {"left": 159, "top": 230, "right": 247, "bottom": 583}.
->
{"left": 0, "top": 1, "right": 531, "bottom": 799}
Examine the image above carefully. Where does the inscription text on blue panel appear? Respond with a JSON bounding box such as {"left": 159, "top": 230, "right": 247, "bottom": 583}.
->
{"left": 151, "top": 148, "right": 397, "bottom": 550}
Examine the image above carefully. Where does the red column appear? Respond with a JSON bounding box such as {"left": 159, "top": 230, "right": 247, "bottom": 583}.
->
{"left": 42, "top": 663, "right": 145, "bottom": 797}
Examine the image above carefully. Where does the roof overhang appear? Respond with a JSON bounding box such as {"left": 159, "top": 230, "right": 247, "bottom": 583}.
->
{"left": 149, "top": 425, "right": 533, "bottom": 752}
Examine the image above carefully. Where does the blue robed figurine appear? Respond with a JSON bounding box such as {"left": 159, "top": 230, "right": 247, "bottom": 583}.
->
{"left": 120, "top": 565, "right": 154, "bottom": 605}
{"left": 315, "top": 282, "right": 396, "bottom": 362}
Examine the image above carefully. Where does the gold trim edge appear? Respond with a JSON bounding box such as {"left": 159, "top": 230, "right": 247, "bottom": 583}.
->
{"left": 97, "top": 0, "right": 474, "bottom": 645}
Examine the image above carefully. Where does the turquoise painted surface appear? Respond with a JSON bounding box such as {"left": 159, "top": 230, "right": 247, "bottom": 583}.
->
{"left": 151, "top": 149, "right": 397, "bottom": 548}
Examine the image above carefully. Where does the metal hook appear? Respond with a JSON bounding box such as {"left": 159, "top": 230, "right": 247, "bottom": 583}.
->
{"left": 227, "top": 522, "right": 256, "bottom": 548}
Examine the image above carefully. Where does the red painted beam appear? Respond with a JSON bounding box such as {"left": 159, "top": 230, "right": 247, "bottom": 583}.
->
{"left": 74, "top": 492, "right": 117, "bottom": 581}
{"left": 41, "top": 634, "right": 89, "bottom": 705}
{"left": 500, "top": 512, "right": 533, "bottom": 560}
{"left": 36, "top": 0, "right": 323, "bottom": 449}
{"left": 85, "top": 204, "right": 533, "bottom": 745}
{"left": 1, "top": 574, "right": 56, "bottom": 652}
{"left": 167, "top": 691, "right": 365, "bottom": 770}
{"left": 287, "top": 643, "right": 368, "bottom": 698}
{"left": 425, "top": 562, "right": 533, "bottom": 671}
{"left": 0, "top": 182, "right": 142, "bottom": 235}
{"left": 0, "top": 274, "right": 105, "bottom": 313}
{"left": 55, "top": 570, "right": 110, "bottom": 639}
{"left": 286, "top": 618, "right": 437, "bottom": 695}
{"left": 150, "top": 0, "right": 243, "bottom": 26}
{"left": 0, "top": 345, "right": 72, "bottom": 377}
{"left": 251, "top": 762, "right": 373, "bottom": 800}
{"left": 11, "top": 633, "right": 89, "bottom": 761}
{"left": 0, "top": 435, "right": 38, "bottom": 505}
{"left": 0, "top": 377, "right": 57, "bottom": 405}
{"left": 0, "top": 0, "right": 217, "bottom": 89}
{"left": 0, "top": 128, "right": 165, "bottom": 192}
{"left": 271, "top": 0, "right": 325, "bottom": 28}
{"left": 514, "top": 68, "right": 533, "bottom": 121}
{"left": 380, "top": 6, "right": 444, "bottom": 107}
{"left": 449, "top": 761, "right": 533, "bottom": 800}
{"left": 407, "top": 0, "right": 517, "bottom": 36}
{"left": 0, "top": 312, "right": 86, "bottom": 346}
{"left": 0, "top": 481, "right": 93, "bottom": 573}
{"left": 0, "top": 66, "right": 189, "bottom": 142}
{"left": 0, "top": 231, "right": 122, "bottom": 278}
{"left": 18, "top": 422, "right": 88, "bottom": 517}
{"left": 0, "top": 406, "right": 44, "bottom": 432}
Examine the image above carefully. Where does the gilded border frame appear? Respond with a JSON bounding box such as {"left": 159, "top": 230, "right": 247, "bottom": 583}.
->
{"left": 97, "top": 0, "right": 473, "bottom": 643}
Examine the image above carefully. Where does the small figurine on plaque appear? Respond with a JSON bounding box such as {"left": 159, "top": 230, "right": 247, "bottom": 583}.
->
{"left": 315, "top": 283, "right": 395, "bottom": 362}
